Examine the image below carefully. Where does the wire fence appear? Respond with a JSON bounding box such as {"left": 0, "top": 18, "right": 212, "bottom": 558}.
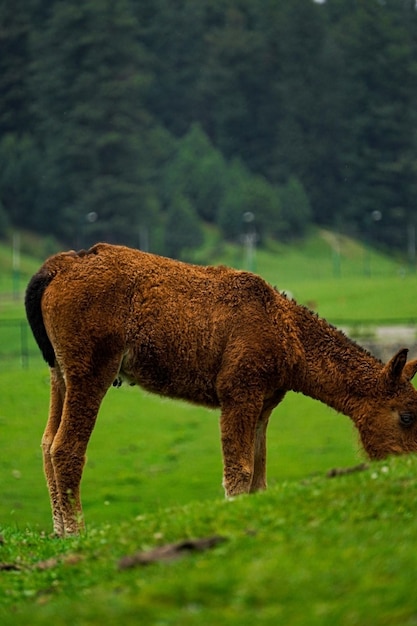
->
{"left": 0, "top": 319, "right": 39, "bottom": 369}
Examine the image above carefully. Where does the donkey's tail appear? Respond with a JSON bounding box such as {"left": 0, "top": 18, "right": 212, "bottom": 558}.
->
{"left": 25, "top": 268, "right": 56, "bottom": 367}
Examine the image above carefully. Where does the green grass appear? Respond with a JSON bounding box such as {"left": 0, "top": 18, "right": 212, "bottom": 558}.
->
{"left": 0, "top": 360, "right": 358, "bottom": 531}
{"left": 2, "top": 454, "right": 417, "bottom": 625}
{"left": 253, "top": 230, "right": 417, "bottom": 323}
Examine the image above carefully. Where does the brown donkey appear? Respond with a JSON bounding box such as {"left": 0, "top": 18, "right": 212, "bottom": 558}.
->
{"left": 25, "top": 243, "right": 417, "bottom": 536}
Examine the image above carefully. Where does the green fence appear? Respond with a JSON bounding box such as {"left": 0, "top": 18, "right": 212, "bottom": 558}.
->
{"left": 0, "top": 319, "right": 39, "bottom": 369}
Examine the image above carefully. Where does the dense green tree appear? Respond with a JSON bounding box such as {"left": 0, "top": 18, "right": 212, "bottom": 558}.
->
{"left": 261, "top": 1, "right": 327, "bottom": 186}
{"left": 1, "top": 0, "right": 417, "bottom": 256}
{"left": 197, "top": 3, "right": 269, "bottom": 168}
{"left": 0, "top": 200, "right": 10, "bottom": 236}
{"left": 217, "top": 159, "right": 249, "bottom": 241}
{"left": 163, "top": 123, "right": 227, "bottom": 223}
{"left": 0, "top": 0, "right": 40, "bottom": 229}
{"left": 0, "top": 134, "right": 41, "bottom": 229}
{"left": 336, "top": 0, "right": 417, "bottom": 248}
{"left": 217, "top": 158, "right": 283, "bottom": 242}
{"left": 279, "top": 176, "right": 312, "bottom": 240}
{"left": 136, "top": 0, "right": 209, "bottom": 136}
{"left": 0, "top": 1, "right": 32, "bottom": 136}
{"left": 163, "top": 193, "right": 204, "bottom": 259}
{"left": 29, "top": 0, "right": 159, "bottom": 246}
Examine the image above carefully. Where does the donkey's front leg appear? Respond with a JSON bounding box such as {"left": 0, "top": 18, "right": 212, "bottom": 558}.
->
{"left": 250, "top": 392, "right": 285, "bottom": 493}
{"left": 250, "top": 413, "right": 270, "bottom": 493}
{"left": 219, "top": 397, "right": 264, "bottom": 497}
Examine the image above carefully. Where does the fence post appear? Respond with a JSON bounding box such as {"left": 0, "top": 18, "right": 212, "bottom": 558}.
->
{"left": 20, "top": 320, "right": 29, "bottom": 369}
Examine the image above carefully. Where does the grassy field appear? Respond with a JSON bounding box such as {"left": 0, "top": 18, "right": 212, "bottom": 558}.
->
{"left": 0, "top": 227, "right": 410, "bottom": 528}
{"left": 0, "top": 359, "right": 359, "bottom": 532}
{"left": 2, "top": 454, "right": 417, "bottom": 625}
{"left": 1, "top": 230, "right": 417, "bottom": 623}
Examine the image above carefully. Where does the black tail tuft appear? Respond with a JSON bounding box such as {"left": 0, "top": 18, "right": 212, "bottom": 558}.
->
{"left": 25, "top": 270, "right": 56, "bottom": 367}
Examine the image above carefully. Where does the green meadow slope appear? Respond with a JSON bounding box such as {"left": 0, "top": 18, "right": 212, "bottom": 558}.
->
{"left": 1, "top": 454, "right": 417, "bottom": 625}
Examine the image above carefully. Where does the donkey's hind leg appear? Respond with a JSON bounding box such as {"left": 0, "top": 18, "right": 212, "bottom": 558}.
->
{"left": 42, "top": 367, "right": 66, "bottom": 536}
{"left": 50, "top": 378, "right": 111, "bottom": 536}
{"left": 49, "top": 356, "right": 122, "bottom": 536}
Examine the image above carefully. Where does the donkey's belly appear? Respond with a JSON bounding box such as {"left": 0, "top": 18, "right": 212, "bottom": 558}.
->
{"left": 120, "top": 349, "right": 220, "bottom": 408}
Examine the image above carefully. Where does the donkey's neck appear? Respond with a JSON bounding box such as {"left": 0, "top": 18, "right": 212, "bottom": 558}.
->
{"left": 282, "top": 300, "right": 382, "bottom": 421}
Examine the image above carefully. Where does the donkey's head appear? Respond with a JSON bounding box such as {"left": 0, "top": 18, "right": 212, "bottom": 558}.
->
{"left": 355, "top": 349, "right": 417, "bottom": 460}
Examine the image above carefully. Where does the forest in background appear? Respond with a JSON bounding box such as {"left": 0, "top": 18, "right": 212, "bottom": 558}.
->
{"left": 1, "top": 0, "right": 417, "bottom": 260}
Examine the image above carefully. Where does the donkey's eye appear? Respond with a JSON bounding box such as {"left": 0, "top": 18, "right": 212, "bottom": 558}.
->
{"left": 399, "top": 412, "right": 416, "bottom": 428}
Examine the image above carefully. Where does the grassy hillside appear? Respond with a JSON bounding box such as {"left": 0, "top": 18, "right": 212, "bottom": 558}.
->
{"left": 1, "top": 454, "right": 417, "bottom": 625}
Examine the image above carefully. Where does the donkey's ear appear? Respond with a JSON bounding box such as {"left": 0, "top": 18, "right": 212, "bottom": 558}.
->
{"left": 382, "top": 348, "right": 408, "bottom": 384}
{"left": 403, "top": 359, "right": 417, "bottom": 382}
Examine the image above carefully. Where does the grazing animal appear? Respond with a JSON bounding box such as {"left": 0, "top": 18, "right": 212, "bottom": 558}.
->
{"left": 25, "top": 243, "right": 417, "bottom": 536}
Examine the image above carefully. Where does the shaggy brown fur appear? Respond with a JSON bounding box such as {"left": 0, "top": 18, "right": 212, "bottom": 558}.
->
{"left": 25, "top": 243, "right": 417, "bottom": 536}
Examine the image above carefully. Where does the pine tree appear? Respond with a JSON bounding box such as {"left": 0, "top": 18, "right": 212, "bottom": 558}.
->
{"left": 164, "top": 193, "right": 204, "bottom": 259}
{"left": 335, "top": 0, "right": 417, "bottom": 248}
{"left": 30, "top": 0, "right": 159, "bottom": 246}
{"left": 0, "top": 0, "right": 40, "bottom": 229}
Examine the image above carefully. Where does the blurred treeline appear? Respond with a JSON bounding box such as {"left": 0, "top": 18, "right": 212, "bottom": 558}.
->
{"left": 1, "top": 0, "right": 417, "bottom": 259}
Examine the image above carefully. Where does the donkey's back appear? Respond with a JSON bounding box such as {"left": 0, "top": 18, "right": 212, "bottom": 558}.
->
{"left": 26, "top": 243, "right": 282, "bottom": 404}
